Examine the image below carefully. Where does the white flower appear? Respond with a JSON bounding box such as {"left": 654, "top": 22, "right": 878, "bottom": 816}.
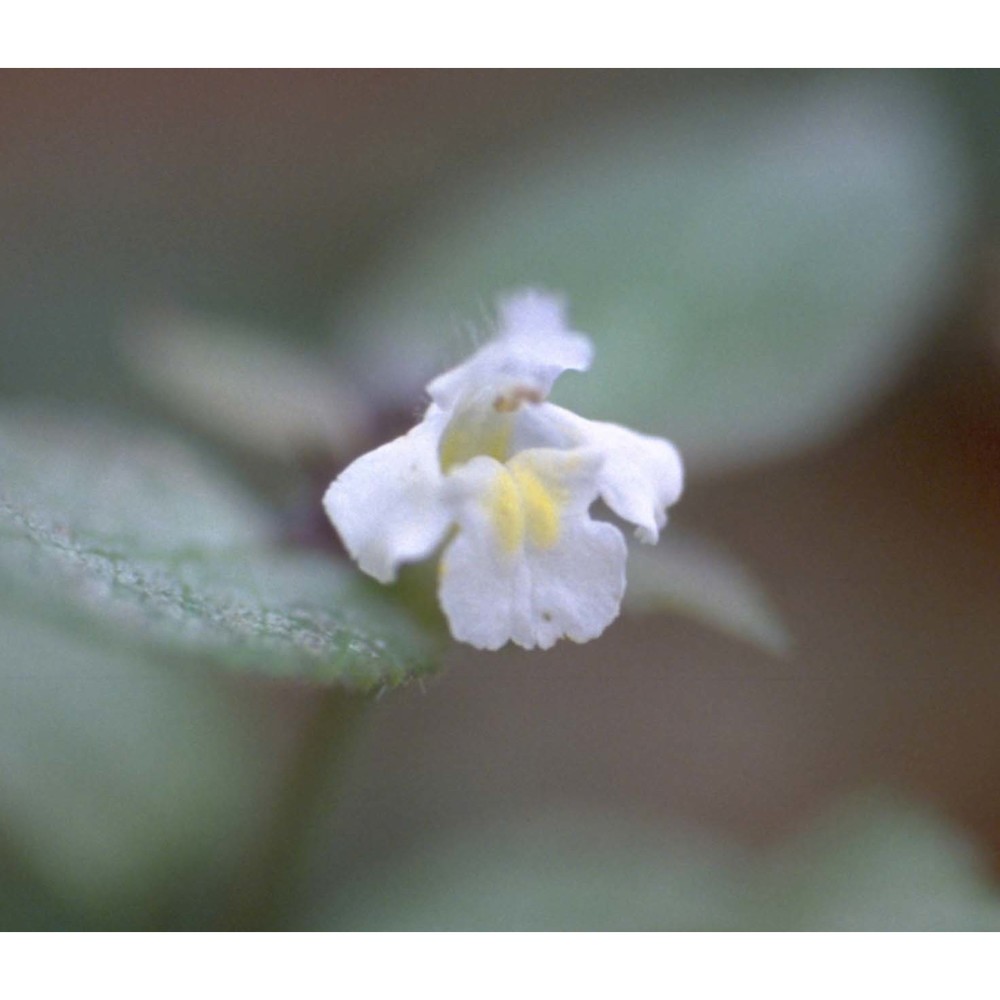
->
{"left": 324, "top": 291, "right": 683, "bottom": 651}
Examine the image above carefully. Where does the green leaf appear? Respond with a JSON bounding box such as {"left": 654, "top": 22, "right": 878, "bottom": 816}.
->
{"left": 0, "top": 403, "right": 267, "bottom": 552}
{"left": 624, "top": 531, "right": 790, "bottom": 655}
{"left": 0, "top": 847, "right": 83, "bottom": 931}
{"left": 941, "top": 70, "right": 1000, "bottom": 225}
{"left": 310, "top": 810, "right": 748, "bottom": 931}
{"left": 311, "top": 796, "right": 1000, "bottom": 931}
{"left": 759, "top": 794, "right": 1000, "bottom": 931}
{"left": 0, "top": 407, "right": 441, "bottom": 689}
{"left": 335, "top": 73, "right": 968, "bottom": 473}
{"left": 0, "top": 602, "right": 263, "bottom": 927}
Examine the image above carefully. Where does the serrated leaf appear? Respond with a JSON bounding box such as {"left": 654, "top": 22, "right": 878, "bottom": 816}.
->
{"left": 624, "top": 532, "right": 790, "bottom": 655}
{"left": 0, "top": 408, "right": 441, "bottom": 689}
{"left": 335, "top": 73, "right": 968, "bottom": 473}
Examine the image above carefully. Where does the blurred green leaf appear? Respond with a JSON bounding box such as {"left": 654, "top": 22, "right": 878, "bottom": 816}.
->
{"left": 0, "top": 408, "right": 441, "bottom": 689}
{"left": 0, "top": 602, "right": 262, "bottom": 928}
{"left": 311, "top": 811, "right": 748, "bottom": 931}
{"left": 312, "top": 795, "right": 1000, "bottom": 931}
{"left": 125, "top": 312, "right": 370, "bottom": 462}
{"left": 624, "top": 532, "right": 790, "bottom": 655}
{"left": 336, "top": 73, "right": 968, "bottom": 473}
{"left": 759, "top": 794, "right": 1000, "bottom": 931}
{"left": 941, "top": 70, "right": 1000, "bottom": 226}
{"left": 0, "top": 845, "right": 83, "bottom": 931}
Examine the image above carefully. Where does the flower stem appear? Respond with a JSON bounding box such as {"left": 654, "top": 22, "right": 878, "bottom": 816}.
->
{"left": 225, "top": 687, "right": 367, "bottom": 931}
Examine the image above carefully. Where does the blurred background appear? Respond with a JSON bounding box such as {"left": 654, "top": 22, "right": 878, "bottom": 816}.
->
{"left": 1, "top": 69, "right": 999, "bottom": 930}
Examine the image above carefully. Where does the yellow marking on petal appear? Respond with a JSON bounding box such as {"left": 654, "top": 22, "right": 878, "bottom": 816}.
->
{"left": 439, "top": 407, "right": 512, "bottom": 472}
{"left": 484, "top": 461, "right": 565, "bottom": 555}
{"left": 486, "top": 467, "right": 525, "bottom": 554}
{"left": 512, "top": 463, "right": 562, "bottom": 550}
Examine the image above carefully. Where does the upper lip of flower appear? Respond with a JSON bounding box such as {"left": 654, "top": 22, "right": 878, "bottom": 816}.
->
{"left": 323, "top": 289, "right": 684, "bottom": 651}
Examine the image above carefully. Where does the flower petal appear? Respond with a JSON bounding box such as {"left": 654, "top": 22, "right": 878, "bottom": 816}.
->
{"left": 538, "top": 405, "right": 684, "bottom": 543}
{"left": 426, "top": 290, "right": 593, "bottom": 411}
{"left": 438, "top": 449, "right": 627, "bottom": 650}
{"left": 323, "top": 408, "right": 452, "bottom": 583}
